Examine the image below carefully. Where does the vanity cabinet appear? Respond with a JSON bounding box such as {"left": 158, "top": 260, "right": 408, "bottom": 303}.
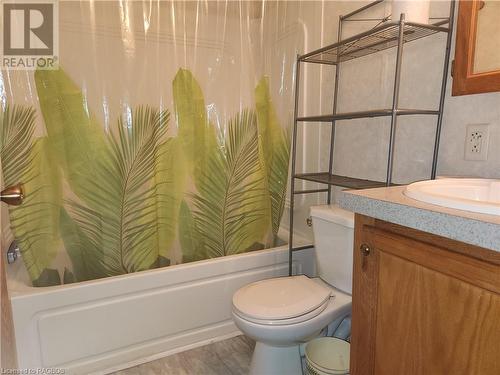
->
{"left": 350, "top": 214, "right": 500, "bottom": 375}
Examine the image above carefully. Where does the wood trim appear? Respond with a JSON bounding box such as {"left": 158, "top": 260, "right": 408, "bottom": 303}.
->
{"left": 350, "top": 214, "right": 378, "bottom": 375}
{"left": 371, "top": 218, "right": 500, "bottom": 266}
{"left": 452, "top": 0, "right": 500, "bottom": 96}
{"left": 365, "top": 225, "right": 500, "bottom": 294}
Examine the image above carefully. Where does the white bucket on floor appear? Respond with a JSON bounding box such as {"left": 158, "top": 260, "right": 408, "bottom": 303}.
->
{"left": 305, "top": 337, "right": 350, "bottom": 375}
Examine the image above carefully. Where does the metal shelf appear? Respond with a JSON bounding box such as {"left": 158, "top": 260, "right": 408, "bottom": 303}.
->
{"left": 300, "top": 20, "right": 449, "bottom": 65}
{"left": 291, "top": 245, "right": 314, "bottom": 253}
{"left": 297, "top": 108, "right": 440, "bottom": 122}
{"left": 294, "top": 188, "right": 329, "bottom": 195}
{"left": 288, "top": 1, "right": 456, "bottom": 276}
{"left": 294, "top": 173, "right": 390, "bottom": 190}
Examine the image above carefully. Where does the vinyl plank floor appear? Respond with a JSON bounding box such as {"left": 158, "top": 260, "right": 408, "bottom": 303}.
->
{"left": 112, "top": 335, "right": 255, "bottom": 375}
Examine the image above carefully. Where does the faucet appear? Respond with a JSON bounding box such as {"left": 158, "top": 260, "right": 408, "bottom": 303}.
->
{"left": 1, "top": 184, "right": 25, "bottom": 264}
{"left": 7, "top": 240, "right": 20, "bottom": 264}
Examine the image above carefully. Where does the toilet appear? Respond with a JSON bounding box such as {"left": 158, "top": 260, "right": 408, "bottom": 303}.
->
{"left": 231, "top": 204, "right": 354, "bottom": 375}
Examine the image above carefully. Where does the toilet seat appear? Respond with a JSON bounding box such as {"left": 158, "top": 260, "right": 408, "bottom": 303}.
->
{"left": 232, "top": 275, "right": 333, "bottom": 326}
{"left": 233, "top": 297, "right": 331, "bottom": 325}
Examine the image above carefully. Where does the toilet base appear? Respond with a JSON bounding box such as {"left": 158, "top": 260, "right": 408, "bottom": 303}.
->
{"left": 249, "top": 342, "right": 302, "bottom": 375}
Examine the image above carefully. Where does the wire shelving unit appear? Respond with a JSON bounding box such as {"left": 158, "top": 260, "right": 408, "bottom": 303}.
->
{"left": 288, "top": 0, "right": 456, "bottom": 274}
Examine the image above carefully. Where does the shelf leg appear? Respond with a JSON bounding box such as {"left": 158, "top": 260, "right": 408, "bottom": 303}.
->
{"left": 386, "top": 14, "right": 406, "bottom": 186}
{"left": 328, "top": 15, "right": 343, "bottom": 205}
{"left": 289, "top": 56, "right": 301, "bottom": 276}
{"left": 431, "top": 0, "right": 456, "bottom": 179}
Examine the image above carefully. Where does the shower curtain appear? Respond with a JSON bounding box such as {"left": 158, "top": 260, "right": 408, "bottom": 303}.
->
{"left": 0, "top": 1, "right": 301, "bottom": 287}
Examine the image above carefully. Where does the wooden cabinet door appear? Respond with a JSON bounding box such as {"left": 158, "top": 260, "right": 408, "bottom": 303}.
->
{"left": 350, "top": 215, "right": 500, "bottom": 375}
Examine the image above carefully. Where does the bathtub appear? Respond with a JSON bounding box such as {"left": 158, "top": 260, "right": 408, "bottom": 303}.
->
{"left": 6, "top": 237, "right": 314, "bottom": 374}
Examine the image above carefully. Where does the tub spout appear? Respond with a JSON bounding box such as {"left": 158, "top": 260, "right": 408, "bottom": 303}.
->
{"left": 7, "top": 240, "right": 20, "bottom": 264}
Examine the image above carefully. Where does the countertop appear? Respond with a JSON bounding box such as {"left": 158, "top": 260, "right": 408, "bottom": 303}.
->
{"left": 339, "top": 186, "right": 500, "bottom": 252}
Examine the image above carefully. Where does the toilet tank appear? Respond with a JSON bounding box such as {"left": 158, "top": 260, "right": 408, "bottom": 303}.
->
{"left": 310, "top": 205, "right": 354, "bottom": 294}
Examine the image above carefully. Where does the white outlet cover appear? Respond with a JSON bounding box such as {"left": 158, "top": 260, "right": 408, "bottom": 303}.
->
{"left": 464, "top": 123, "right": 490, "bottom": 161}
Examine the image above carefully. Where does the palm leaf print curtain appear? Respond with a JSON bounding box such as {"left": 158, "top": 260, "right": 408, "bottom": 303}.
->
{"left": 0, "top": 1, "right": 299, "bottom": 287}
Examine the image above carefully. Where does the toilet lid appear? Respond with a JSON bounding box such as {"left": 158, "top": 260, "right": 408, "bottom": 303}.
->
{"left": 233, "top": 299, "right": 330, "bottom": 326}
{"left": 232, "top": 275, "right": 332, "bottom": 321}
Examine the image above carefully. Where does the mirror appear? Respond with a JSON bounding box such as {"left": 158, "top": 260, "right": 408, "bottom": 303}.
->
{"left": 473, "top": 1, "right": 500, "bottom": 74}
{"left": 452, "top": 0, "right": 500, "bottom": 96}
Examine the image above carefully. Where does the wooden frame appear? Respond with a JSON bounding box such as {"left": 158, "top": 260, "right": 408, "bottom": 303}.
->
{"left": 452, "top": 0, "right": 500, "bottom": 96}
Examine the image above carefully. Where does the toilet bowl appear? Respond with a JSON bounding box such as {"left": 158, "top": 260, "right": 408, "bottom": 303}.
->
{"left": 232, "top": 276, "right": 351, "bottom": 375}
{"left": 231, "top": 205, "right": 355, "bottom": 375}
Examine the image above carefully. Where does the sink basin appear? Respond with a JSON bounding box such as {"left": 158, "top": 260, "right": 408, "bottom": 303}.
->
{"left": 404, "top": 178, "right": 500, "bottom": 216}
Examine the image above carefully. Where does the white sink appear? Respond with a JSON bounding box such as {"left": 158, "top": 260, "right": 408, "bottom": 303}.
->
{"left": 404, "top": 178, "right": 500, "bottom": 216}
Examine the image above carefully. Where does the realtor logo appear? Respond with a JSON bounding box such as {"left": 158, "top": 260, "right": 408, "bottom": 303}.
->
{"left": 2, "top": 0, "right": 58, "bottom": 69}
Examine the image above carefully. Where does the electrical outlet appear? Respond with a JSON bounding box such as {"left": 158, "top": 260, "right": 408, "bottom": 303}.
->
{"left": 464, "top": 124, "right": 489, "bottom": 161}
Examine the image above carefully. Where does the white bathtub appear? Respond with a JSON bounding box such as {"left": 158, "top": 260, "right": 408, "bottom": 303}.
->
{"left": 6, "top": 240, "right": 314, "bottom": 374}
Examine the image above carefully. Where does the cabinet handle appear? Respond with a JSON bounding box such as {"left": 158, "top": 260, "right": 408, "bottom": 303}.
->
{"left": 360, "top": 243, "right": 371, "bottom": 256}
